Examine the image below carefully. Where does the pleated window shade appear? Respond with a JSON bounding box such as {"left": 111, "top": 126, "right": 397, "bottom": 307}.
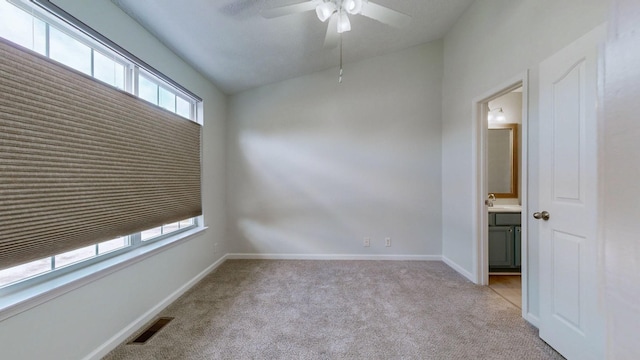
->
{"left": 0, "top": 39, "right": 202, "bottom": 270}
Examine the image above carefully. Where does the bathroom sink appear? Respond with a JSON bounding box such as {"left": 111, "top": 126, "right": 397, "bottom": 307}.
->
{"left": 489, "top": 204, "right": 522, "bottom": 213}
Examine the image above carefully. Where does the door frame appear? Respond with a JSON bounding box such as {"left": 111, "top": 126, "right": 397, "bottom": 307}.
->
{"left": 471, "top": 72, "right": 531, "bottom": 322}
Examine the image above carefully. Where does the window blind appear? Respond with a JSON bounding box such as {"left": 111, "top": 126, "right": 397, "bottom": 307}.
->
{"left": 0, "top": 39, "right": 202, "bottom": 270}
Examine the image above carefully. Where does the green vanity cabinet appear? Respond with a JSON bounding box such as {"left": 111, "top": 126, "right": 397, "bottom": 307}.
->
{"left": 488, "top": 212, "right": 521, "bottom": 272}
{"left": 514, "top": 226, "right": 521, "bottom": 268}
{"left": 489, "top": 226, "right": 514, "bottom": 267}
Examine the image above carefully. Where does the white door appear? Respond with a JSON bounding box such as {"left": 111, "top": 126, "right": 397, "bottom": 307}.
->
{"left": 537, "top": 26, "right": 605, "bottom": 359}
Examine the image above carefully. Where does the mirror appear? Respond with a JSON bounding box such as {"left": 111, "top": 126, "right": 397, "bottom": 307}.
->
{"left": 488, "top": 123, "right": 518, "bottom": 198}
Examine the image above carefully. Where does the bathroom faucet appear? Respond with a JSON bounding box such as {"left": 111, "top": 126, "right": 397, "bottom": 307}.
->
{"left": 485, "top": 193, "right": 496, "bottom": 207}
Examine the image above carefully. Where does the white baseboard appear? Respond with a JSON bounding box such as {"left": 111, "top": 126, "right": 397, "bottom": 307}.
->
{"left": 226, "top": 253, "right": 442, "bottom": 261}
{"left": 83, "top": 254, "right": 228, "bottom": 360}
{"left": 442, "top": 256, "right": 476, "bottom": 283}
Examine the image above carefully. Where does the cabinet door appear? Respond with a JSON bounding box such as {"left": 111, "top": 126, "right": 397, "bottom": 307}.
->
{"left": 514, "top": 226, "right": 521, "bottom": 267}
{"left": 489, "top": 226, "right": 514, "bottom": 267}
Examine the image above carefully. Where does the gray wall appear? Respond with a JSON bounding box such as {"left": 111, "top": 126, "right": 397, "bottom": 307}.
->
{"left": 441, "top": 0, "right": 608, "bottom": 319}
{"left": 0, "top": 1, "right": 227, "bottom": 359}
{"left": 227, "top": 42, "right": 443, "bottom": 258}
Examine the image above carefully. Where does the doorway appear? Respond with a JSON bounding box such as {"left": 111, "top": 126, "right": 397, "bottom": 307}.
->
{"left": 486, "top": 88, "right": 523, "bottom": 308}
{"left": 472, "top": 74, "right": 529, "bottom": 319}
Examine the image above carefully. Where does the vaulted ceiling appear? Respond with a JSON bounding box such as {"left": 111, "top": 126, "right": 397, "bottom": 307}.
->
{"left": 112, "top": 0, "right": 474, "bottom": 94}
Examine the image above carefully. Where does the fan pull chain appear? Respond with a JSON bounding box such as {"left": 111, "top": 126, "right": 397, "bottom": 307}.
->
{"left": 339, "top": 33, "right": 343, "bottom": 83}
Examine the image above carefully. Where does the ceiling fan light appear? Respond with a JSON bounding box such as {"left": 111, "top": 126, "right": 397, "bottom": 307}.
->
{"left": 337, "top": 11, "right": 351, "bottom": 33}
{"left": 344, "top": 0, "right": 364, "bottom": 14}
{"left": 316, "top": 2, "right": 336, "bottom": 22}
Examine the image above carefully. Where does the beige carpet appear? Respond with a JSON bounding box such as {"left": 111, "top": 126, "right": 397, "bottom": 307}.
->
{"left": 104, "top": 260, "right": 562, "bottom": 359}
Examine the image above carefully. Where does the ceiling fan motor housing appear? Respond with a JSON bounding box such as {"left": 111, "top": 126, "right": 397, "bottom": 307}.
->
{"left": 316, "top": 0, "right": 366, "bottom": 22}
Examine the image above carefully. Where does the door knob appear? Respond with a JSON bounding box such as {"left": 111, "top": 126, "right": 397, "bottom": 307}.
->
{"left": 533, "top": 211, "right": 550, "bottom": 221}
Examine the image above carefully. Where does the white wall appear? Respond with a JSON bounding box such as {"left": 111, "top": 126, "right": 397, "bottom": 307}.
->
{"left": 0, "top": 1, "right": 227, "bottom": 359}
{"left": 227, "top": 42, "right": 443, "bottom": 258}
{"left": 441, "top": 0, "right": 608, "bottom": 318}
{"left": 603, "top": 0, "right": 640, "bottom": 357}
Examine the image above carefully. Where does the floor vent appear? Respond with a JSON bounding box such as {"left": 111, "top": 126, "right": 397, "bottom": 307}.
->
{"left": 129, "top": 317, "right": 174, "bottom": 344}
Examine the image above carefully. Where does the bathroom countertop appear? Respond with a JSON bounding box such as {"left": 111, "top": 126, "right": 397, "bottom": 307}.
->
{"left": 488, "top": 205, "right": 522, "bottom": 213}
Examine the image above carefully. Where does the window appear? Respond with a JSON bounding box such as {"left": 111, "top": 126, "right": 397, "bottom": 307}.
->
{"left": 0, "top": 0, "right": 202, "bottom": 292}
{"left": 141, "top": 218, "right": 197, "bottom": 242}
{"left": 0, "top": 1, "right": 46, "bottom": 55}
{"left": 0, "top": 0, "right": 197, "bottom": 120}
{"left": 49, "top": 26, "right": 92, "bottom": 75}
{"left": 93, "top": 50, "right": 126, "bottom": 90}
{"left": 138, "top": 71, "right": 196, "bottom": 118}
{"left": 0, "top": 236, "right": 129, "bottom": 288}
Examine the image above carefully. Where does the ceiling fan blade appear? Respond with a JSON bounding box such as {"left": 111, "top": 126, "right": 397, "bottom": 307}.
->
{"left": 261, "top": 1, "right": 317, "bottom": 19}
{"left": 324, "top": 14, "right": 339, "bottom": 49}
{"left": 360, "top": 1, "right": 411, "bottom": 28}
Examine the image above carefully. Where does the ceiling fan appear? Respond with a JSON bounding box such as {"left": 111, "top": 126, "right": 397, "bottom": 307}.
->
{"left": 262, "top": 0, "right": 411, "bottom": 48}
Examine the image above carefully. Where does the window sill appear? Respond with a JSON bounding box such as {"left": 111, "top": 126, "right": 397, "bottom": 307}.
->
{"left": 0, "top": 226, "right": 208, "bottom": 322}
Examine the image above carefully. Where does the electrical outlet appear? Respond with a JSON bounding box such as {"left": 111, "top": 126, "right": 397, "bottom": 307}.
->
{"left": 385, "top": 237, "right": 391, "bottom": 247}
{"left": 363, "top": 237, "right": 371, "bottom": 247}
